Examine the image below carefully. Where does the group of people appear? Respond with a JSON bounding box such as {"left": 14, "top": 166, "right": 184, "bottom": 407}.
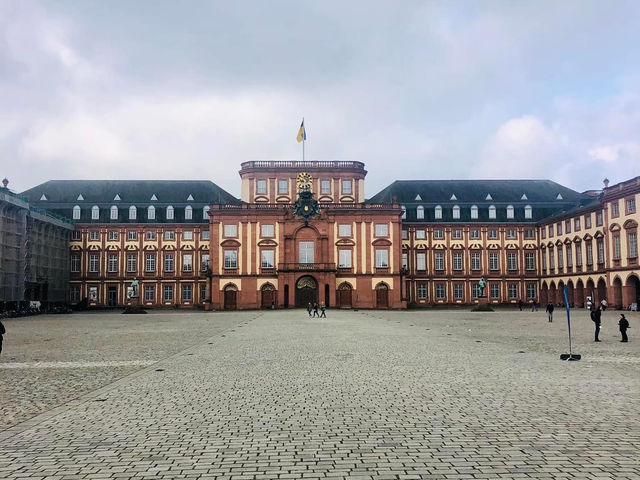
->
{"left": 544, "top": 301, "right": 630, "bottom": 342}
{"left": 306, "top": 302, "right": 326, "bottom": 318}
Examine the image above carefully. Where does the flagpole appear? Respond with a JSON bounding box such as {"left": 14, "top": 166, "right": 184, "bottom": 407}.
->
{"left": 302, "top": 117, "right": 305, "bottom": 162}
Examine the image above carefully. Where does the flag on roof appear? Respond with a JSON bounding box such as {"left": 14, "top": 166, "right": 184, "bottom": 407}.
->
{"left": 296, "top": 119, "right": 306, "bottom": 143}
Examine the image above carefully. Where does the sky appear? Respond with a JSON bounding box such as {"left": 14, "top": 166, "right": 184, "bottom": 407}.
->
{"left": 1, "top": 0, "right": 640, "bottom": 198}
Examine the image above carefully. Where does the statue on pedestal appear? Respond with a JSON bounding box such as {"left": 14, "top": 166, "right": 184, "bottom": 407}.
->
{"left": 131, "top": 278, "right": 139, "bottom": 298}
{"left": 478, "top": 277, "right": 486, "bottom": 298}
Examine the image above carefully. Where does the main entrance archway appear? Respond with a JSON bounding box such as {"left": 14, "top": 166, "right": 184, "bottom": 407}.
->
{"left": 295, "top": 275, "right": 318, "bottom": 307}
{"left": 261, "top": 283, "right": 276, "bottom": 309}
{"left": 375, "top": 282, "right": 389, "bottom": 309}
{"left": 224, "top": 284, "right": 237, "bottom": 310}
{"left": 336, "top": 282, "right": 353, "bottom": 308}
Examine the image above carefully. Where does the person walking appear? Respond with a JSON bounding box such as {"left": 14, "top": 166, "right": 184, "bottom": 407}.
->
{"left": 619, "top": 314, "right": 629, "bottom": 342}
{"left": 320, "top": 303, "right": 326, "bottom": 318}
{"left": 518, "top": 299, "right": 524, "bottom": 311}
{"left": 307, "top": 302, "right": 313, "bottom": 317}
{"left": 600, "top": 299, "right": 608, "bottom": 311}
{"left": 313, "top": 302, "right": 319, "bottom": 317}
{"left": 0, "top": 320, "right": 5, "bottom": 355}
{"left": 591, "top": 306, "right": 602, "bottom": 342}
{"left": 545, "top": 302, "right": 554, "bottom": 322}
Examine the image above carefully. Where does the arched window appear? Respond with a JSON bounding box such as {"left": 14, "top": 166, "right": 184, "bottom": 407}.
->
{"left": 489, "top": 205, "right": 496, "bottom": 219}
{"left": 110, "top": 205, "right": 118, "bottom": 220}
{"left": 452, "top": 205, "right": 460, "bottom": 219}
{"left": 166, "top": 205, "right": 174, "bottom": 220}
{"left": 401, "top": 205, "right": 406, "bottom": 219}
{"left": 185, "top": 205, "right": 193, "bottom": 220}
{"left": 202, "top": 205, "right": 210, "bottom": 220}
{"left": 72, "top": 205, "right": 81, "bottom": 220}
{"left": 416, "top": 205, "right": 424, "bottom": 219}
{"left": 91, "top": 205, "right": 100, "bottom": 220}
{"left": 147, "top": 205, "right": 155, "bottom": 220}
{"left": 506, "top": 205, "right": 514, "bottom": 219}
{"left": 434, "top": 205, "right": 442, "bottom": 220}
{"left": 129, "top": 205, "right": 137, "bottom": 220}
{"left": 470, "top": 205, "right": 478, "bottom": 219}
{"left": 524, "top": 205, "right": 532, "bottom": 219}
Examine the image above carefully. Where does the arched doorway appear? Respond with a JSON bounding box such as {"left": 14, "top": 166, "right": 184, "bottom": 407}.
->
{"left": 575, "top": 279, "right": 584, "bottom": 308}
{"left": 540, "top": 282, "right": 548, "bottom": 305}
{"left": 260, "top": 283, "right": 276, "bottom": 309}
{"left": 557, "top": 280, "right": 565, "bottom": 305}
{"left": 224, "top": 284, "right": 237, "bottom": 310}
{"left": 612, "top": 277, "right": 623, "bottom": 309}
{"left": 375, "top": 282, "right": 389, "bottom": 309}
{"left": 625, "top": 275, "right": 640, "bottom": 310}
{"left": 586, "top": 279, "right": 595, "bottom": 308}
{"left": 549, "top": 282, "right": 556, "bottom": 306}
{"left": 567, "top": 280, "right": 574, "bottom": 308}
{"left": 295, "top": 275, "right": 317, "bottom": 307}
{"left": 597, "top": 278, "right": 607, "bottom": 305}
{"left": 336, "top": 282, "right": 353, "bottom": 308}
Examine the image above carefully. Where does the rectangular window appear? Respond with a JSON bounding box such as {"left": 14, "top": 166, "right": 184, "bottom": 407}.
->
{"left": 565, "top": 220, "right": 571, "bottom": 234}
{"left": 507, "top": 229, "right": 516, "bottom": 239}
{"left": 342, "top": 179, "right": 352, "bottom": 194}
{"left": 127, "top": 253, "right": 137, "bottom": 273}
{"left": 321, "top": 180, "right": 331, "bottom": 194}
{"left": 256, "top": 179, "right": 267, "bottom": 194}
{"left": 613, "top": 235, "right": 621, "bottom": 260}
{"left": 200, "top": 283, "right": 207, "bottom": 302}
{"left": 89, "top": 253, "right": 99, "bottom": 273}
{"left": 164, "top": 231, "right": 175, "bottom": 240}
{"left": 470, "top": 229, "right": 480, "bottom": 239}
{"left": 108, "top": 254, "right": 118, "bottom": 273}
{"left": 557, "top": 249, "right": 563, "bottom": 269}
{"left": 261, "top": 250, "right": 275, "bottom": 269}
{"left": 71, "top": 254, "right": 81, "bottom": 272}
{"left": 575, "top": 218, "right": 581, "bottom": 231}
{"left": 278, "top": 179, "right": 288, "bottom": 194}
{"left": 145, "top": 231, "right": 156, "bottom": 240}
{"left": 541, "top": 228, "right": 546, "bottom": 240}
{"left": 627, "top": 197, "right": 636, "bottom": 214}
{"left": 201, "top": 230, "right": 210, "bottom": 240}
{"left": 526, "top": 283, "right": 536, "bottom": 299}
{"left": 507, "top": 253, "right": 517, "bottom": 271}
{"left": 508, "top": 283, "right": 518, "bottom": 299}
{"left": 375, "top": 224, "right": 388, "bottom": 237}
{"left": 488, "top": 229, "right": 498, "bottom": 239}
{"left": 452, "top": 229, "right": 462, "bottom": 239}
{"left": 542, "top": 250, "right": 547, "bottom": 271}
{"left": 490, "top": 283, "right": 500, "bottom": 299}
{"left": 164, "top": 253, "right": 174, "bottom": 272}
{"left": 472, "top": 283, "right": 479, "bottom": 299}
{"left": 338, "top": 249, "right": 352, "bottom": 268}
{"left": 471, "top": 252, "right": 481, "bottom": 271}
{"left": 597, "top": 238, "right": 605, "bottom": 264}
{"left": 261, "top": 224, "right": 275, "bottom": 237}
{"left": 576, "top": 244, "right": 583, "bottom": 266}
{"left": 453, "top": 252, "right": 463, "bottom": 271}
{"left": 71, "top": 230, "right": 81, "bottom": 241}
{"left": 144, "top": 285, "right": 155, "bottom": 302}
{"left": 183, "top": 230, "right": 193, "bottom": 240}
{"left": 434, "top": 252, "right": 445, "bottom": 270}
{"left": 108, "top": 231, "right": 118, "bottom": 241}
{"left": 566, "top": 245, "right": 573, "bottom": 267}
{"left": 182, "top": 284, "right": 192, "bottom": 302}
{"left": 338, "top": 224, "right": 352, "bottom": 237}
{"left": 128, "top": 230, "right": 137, "bottom": 241}
{"left": 224, "top": 224, "right": 237, "bottom": 237}
{"left": 524, "top": 229, "right": 534, "bottom": 239}
{"left": 146, "top": 253, "right": 156, "bottom": 272}
{"left": 611, "top": 201, "right": 619, "bottom": 217}
{"left": 489, "top": 252, "right": 499, "bottom": 270}
{"left": 417, "top": 283, "right": 427, "bottom": 300}
{"left": 586, "top": 243, "right": 593, "bottom": 266}
{"left": 402, "top": 230, "right": 408, "bottom": 240}
{"left": 525, "top": 252, "right": 535, "bottom": 270}
{"left": 402, "top": 252, "right": 408, "bottom": 269}
{"left": 435, "top": 283, "right": 446, "bottom": 299}
{"left": 70, "top": 286, "right": 80, "bottom": 303}
{"left": 201, "top": 254, "right": 210, "bottom": 271}
{"left": 434, "top": 229, "right": 443, "bottom": 239}
{"left": 628, "top": 232, "right": 638, "bottom": 259}
{"left": 453, "top": 284, "right": 463, "bottom": 299}
{"left": 416, "top": 252, "right": 426, "bottom": 271}
{"left": 596, "top": 211, "right": 603, "bottom": 227}
{"left": 416, "top": 229, "right": 426, "bottom": 239}
{"left": 548, "top": 225, "right": 554, "bottom": 237}
{"left": 585, "top": 214, "right": 592, "bottom": 229}
{"left": 549, "top": 249, "right": 555, "bottom": 269}
{"left": 299, "top": 241, "right": 314, "bottom": 264}
{"left": 556, "top": 223, "right": 562, "bottom": 235}
{"left": 224, "top": 250, "right": 237, "bottom": 269}
{"left": 182, "top": 254, "right": 193, "bottom": 272}
{"left": 163, "top": 285, "right": 174, "bottom": 302}
{"left": 375, "top": 249, "right": 389, "bottom": 268}
{"left": 90, "top": 230, "right": 99, "bottom": 241}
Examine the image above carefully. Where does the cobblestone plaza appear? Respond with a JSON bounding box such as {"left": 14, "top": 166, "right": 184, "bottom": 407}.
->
{"left": 1, "top": 309, "right": 639, "bottom": 479}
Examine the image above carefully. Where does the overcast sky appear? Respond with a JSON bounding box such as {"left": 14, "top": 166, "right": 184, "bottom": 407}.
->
{"left": 2, "top": 0, "right": 640, "bottom": 197}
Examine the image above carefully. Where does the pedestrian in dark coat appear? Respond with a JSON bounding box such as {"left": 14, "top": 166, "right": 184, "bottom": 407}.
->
{"left": 313, "top": 302, "right": 319, "bottom": 317}
{"left": 546, "top": 302, "right": 554, "bottom": 322}
{"left": 591, "top": 306, "right": 602, "bottom": 342}
{"left": 320, "top": 303, "right": 326, "bottom": 318}
{"left": 0, "top": 320, "right": 5, "bottom": 355}
{"left": 307, "top": 302, "right": 312, "bottom": 317}
{"left": 619, "top": 314, "right": 629, "bottom": 342}
{"left": 518, "top": 299, "right": 524, "bottom": 311}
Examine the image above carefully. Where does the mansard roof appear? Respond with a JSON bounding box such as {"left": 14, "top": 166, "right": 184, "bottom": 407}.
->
{"left": 368, "top": 179, "right": 584, "bottom": 205}
{"left": 21, "top": 180, "right": 239, "bottom": 206}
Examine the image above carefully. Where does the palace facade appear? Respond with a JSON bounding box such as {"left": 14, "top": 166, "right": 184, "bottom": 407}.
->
{"left": 17, "top": 161, "right": 640, "bottom": 310}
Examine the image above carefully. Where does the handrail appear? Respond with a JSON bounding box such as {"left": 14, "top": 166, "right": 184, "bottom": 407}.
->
{"left": 278, "top": 263, "right": 336, "bottom": 271}
{"left": 241, "top": 160, "right": 365, "bottom": 170}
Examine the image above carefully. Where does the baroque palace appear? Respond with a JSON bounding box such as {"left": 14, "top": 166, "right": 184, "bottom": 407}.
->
{"left": 10, "top": 160, "right": 640, "bottom": 310}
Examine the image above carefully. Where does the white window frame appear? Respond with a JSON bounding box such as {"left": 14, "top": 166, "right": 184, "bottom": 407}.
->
{"left": 183, "top": 230, "right": 193, "bottom": 240}
{"left": 338, "top": 224, "right": 352, "bottom": 237}
{"left": 224, "top": 224, "right": 238, "bottom": 238}
{"left": 164, "top": 253, "right": 174, "bottom": 272}
{"left": 338, "top": 249, "right": 352, "bottom": 268}
{"left": 182, "top": 254, "right": 193, "bottom": 272}
{"left": 147, "top": 205, "right": 155, "bottom": 220}
{"left": 278, "top": 179, "right": 288, "bottom": 194}
{"left": 72, "top": 205, "right": 81, "bottom": 220}
{"left": 185, "top": 205, "right": 192, "bottom": 220}
{"left": 375, "top": 249, "right": 389, "bottom": 268}
{"left": 129, "top": 205, "right": 137, "bottom": 220}
{"left": 261, "top": 250, "right": 275, "bottom": 269}
{"left": 298, "top": 241, "right": 314, "bottom": 264}
{"left": 202, "top": 205, "right": 210, "bottom": 220}
{"left": 415, "top": 230, "right": 426, "bottom": 240}
{"left": 489, "top": 205, "right": 496, "bottom": 219}
{"left": 416, "top": 205, "right": 424, "bottom": 219}
{"left": 452, "top": 205, "right": 460, "bottom": 219}
{"left": 375, "top": 223, "right": 389, "bottom": 237}
{"left": 256, "top": 179, "right": 267, "bottom": 194}
{"left": 416, "top": 252, "right": 426, "bottom": 270}
{"left": 145, "top": 253, "right": 156, "bottom": 272}
{"left": 506, "top": 205, "right": 514, "bottom": 219}
{"left": 166, "top": 205, "right": 174, "bottom": 220}
{"left": 261, "top": 224, "right": 275, "bottom": 238}
{"left": 434, "top": 205, "right": 442, "bottom": 219}
{"left": 91, "top": 205, "right": 100, "bottom": 220}
{"left": 470, "top": 205, "right": 478, "bottom": 219}
{"left": 341, "top": 179, "right": 352, "bottom": 194}
{"left": 224, "top": 250, "right": 238, "bottom": 269}
{"left": 110, "top": 205, "right": 118, "bottom": 220}
{"left": 321, "top": 179, "right": 331, "bottom": 194}
{"left": 524, "top": 205, "right": 532, "bottom": 219}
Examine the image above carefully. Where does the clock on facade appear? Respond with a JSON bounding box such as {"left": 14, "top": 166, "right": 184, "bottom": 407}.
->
{"left": 296, "top": 172, "right": 312, "bottom": 191}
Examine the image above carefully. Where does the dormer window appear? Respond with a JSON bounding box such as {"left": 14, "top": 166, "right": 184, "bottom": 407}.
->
{"left": 521, "top": 194, "right": 528, "bottom": 200}
{"left": 416, "top": 205, "right": 424, "bottom": 219}
{"left": 110, "top": 205, "right": 118, "bottom": 220}
{"left": 72, "top": 205, "right": 81, "bottom": 220}
{"left": 506, "top": 205, "right": 514, "bottom": 219}
{"left": 434, "top": 205, "right": 442, "bottom": 219}
{"left": 77, "top": 194, "right": 84, "bottom": 201}
{"left": 470, "top": 205, "right": 478, "bottom": 219}
{"left": 450, "top": 194, "right": 457, "bottom": 201}
{"left": 166, "top": 205, "right": 174, "bottom": 220}
{"left": 524, "top": 205, "right": 532, "bottom": 219}
{"left": 452, "top": 205, "right": 460, "bottom": 219}
{"left": 40, "top": 194, "right": 47, "bottom": 201}
{"left": 485, "top": 193, "right": 493, "bottom": 200}
{"left": 187, "top": 194, "right": 194, "bottom": 201}
{"left": 91, "top": 205, "right": 100, "bottom": 220}
{"left": 150, "top": 194, "right": 158, "bottom": 201}
{"left": 185, "top": 205, "right": 193, "bottom": 220}
{"left": 415, "top": 194, "right": 422, "bottom": 201}
{"left": 129, "top": 205, "right": 137, "bottom": 220}
{"left": 489, "top": 205, "right": 496, "bottom": 219}
{"left": 113, "top": 194, "right": 121, "bottom": 201}
{"left": 203, "top": 205, "right": 210, "bottom": 219}
{"left": 148, "top": 205, "right": 155, "bottom": 220}
{"left": 556, "top": 193, "right": 563, "bottom": 200}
